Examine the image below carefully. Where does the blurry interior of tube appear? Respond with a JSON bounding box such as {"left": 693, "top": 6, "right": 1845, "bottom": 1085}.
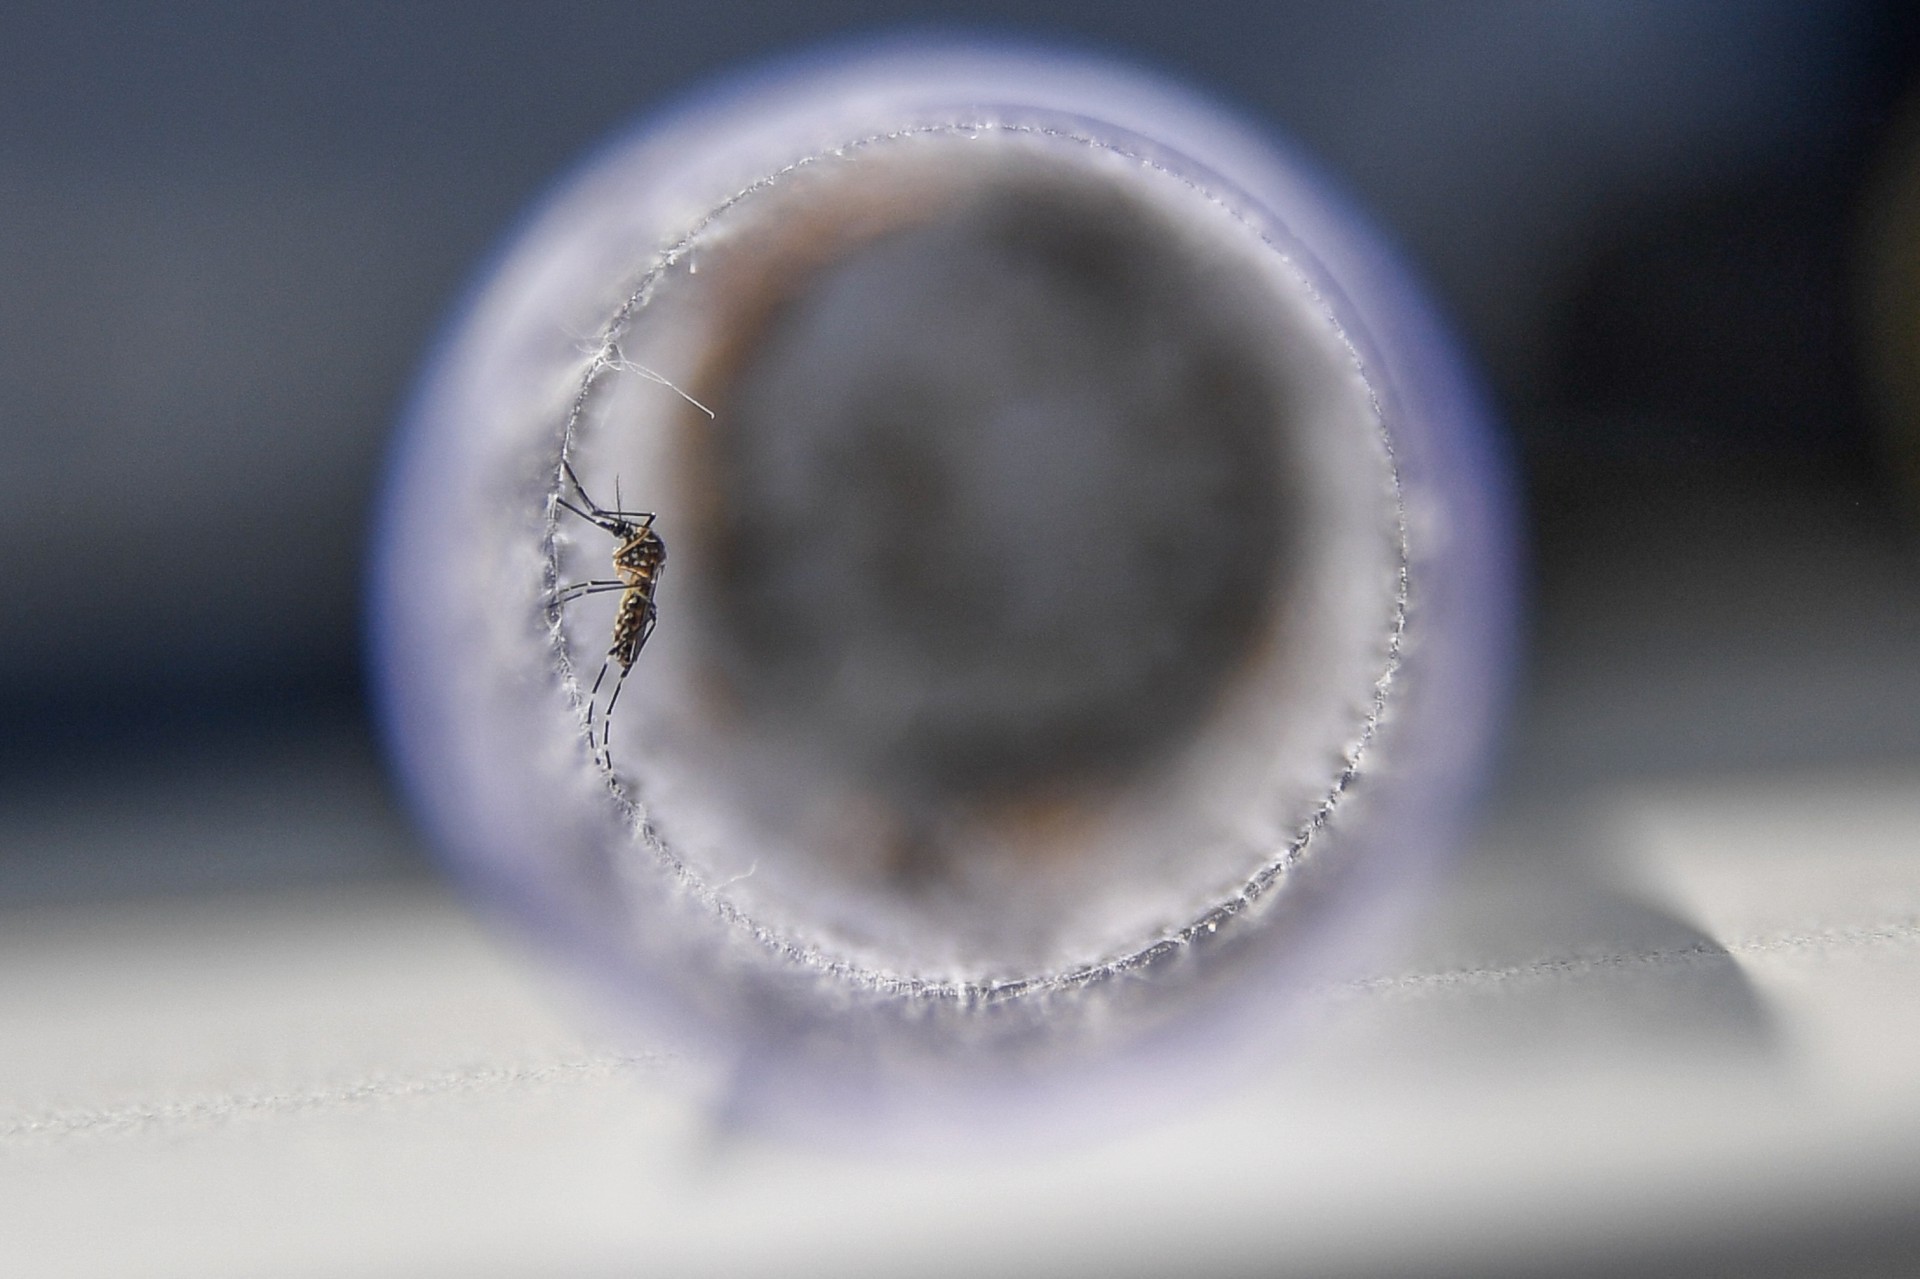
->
{"left": 556, "top": 127, "right": 1402, "bottom": 985}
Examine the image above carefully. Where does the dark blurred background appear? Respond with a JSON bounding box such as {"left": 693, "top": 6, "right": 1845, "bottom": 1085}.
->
{"left": 3, "top": 0, "right": 1919, "bottom": 903}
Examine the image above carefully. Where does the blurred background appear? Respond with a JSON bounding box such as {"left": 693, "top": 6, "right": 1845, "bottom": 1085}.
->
{"left": 5, "top": 3, "right": 1920, "bottom": 1275}
{"left": 1, "top": 0, "right": 1916, "bottom": 896}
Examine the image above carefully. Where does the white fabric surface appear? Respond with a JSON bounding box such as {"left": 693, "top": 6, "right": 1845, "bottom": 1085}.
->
{"left": 4, "top": 767, "right": 1918, "bottom": 1277}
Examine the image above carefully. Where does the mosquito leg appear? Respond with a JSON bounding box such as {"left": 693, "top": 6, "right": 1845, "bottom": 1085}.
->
{"left": 558, "top": 494, "right": 654, "bottom": 531}
{"left": 560, "top": 460, "right": 654, "bottom": 521}
{"left": 556, "top": 495, "right": 600, "bottom": 525}
{"left": 585, "top": 656, "right": 611, "bottom": 760}
{"left": 554, "top": 579, "right": 627, "bottom": 604}
{"left": 562, "top": 459, "right": 601, "bottom": 515}
{"left": 601, "top": 664, "right": 632, "bottom": 767}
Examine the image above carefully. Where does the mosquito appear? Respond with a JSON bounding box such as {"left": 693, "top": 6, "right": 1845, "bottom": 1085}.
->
{"left": 553, "top": 459, "right": 665, "bottom": 768}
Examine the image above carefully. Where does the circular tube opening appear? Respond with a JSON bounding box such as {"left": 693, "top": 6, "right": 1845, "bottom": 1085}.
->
{"left": 559, "top": 128, "right": 1402, "bottom": 987}
{"left": 373, "top": 42, "right": 1513, "bottom": 1124}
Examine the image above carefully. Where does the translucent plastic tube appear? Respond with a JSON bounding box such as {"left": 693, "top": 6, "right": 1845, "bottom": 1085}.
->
{"left": 370, "top": 40, "right": 1516, "bottom": 1135}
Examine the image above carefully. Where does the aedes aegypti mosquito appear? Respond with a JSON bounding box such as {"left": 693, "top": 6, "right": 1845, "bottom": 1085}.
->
{"left": 553, "top": 458, "right": 665, "bottom": 768}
